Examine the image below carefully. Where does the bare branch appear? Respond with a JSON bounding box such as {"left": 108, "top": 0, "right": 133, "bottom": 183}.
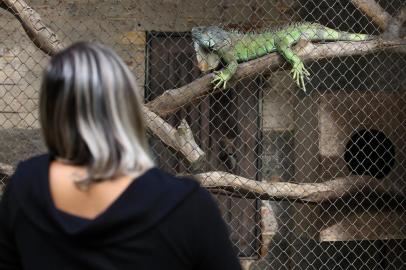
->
{"left": 142, "top": 106, "right": 205, "bottom": 169}
{"left": 2, "top": 0, "right": 65, "bottom": 56}
{"left": 145, "top": 74, "right": 214, "bottom": 118}
{"left": 194, "top": 171, "right": 397, "bottom": 203}
{"left": 350, "top": 0, "right": 392, "bottom": 30}
{"left": 147, "top": 39, "right": 406, "bottom": 118}
{"left": 1, "top": 164, "right": 395, "bottom": 204}
{"left": 351, "top": 0, "right": 406, "bottom": 39}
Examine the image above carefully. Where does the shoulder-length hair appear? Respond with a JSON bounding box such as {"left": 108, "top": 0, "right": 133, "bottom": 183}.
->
{"left": 40, "top": 42, "right": 154, "bottom": 187}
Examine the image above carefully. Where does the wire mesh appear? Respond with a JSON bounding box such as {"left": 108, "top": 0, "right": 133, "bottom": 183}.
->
{"left": 0, "top": 0, "right": 405, "bottom": 269}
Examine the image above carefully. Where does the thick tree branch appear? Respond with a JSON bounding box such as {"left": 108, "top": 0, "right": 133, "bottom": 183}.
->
{"left": 351, "top": 0, "right": 406, "bottom": 39}
{"left": 386, "top": 8, "right": 406, "bottom": 38}
{"left": 194, "top": 171, "right": 398, "bottom": 203}
{"left": 350, "top": 0, "right": 393, "bottom": 30}
{"left": 1, "top": 0, "right": 65, "bottom": 56}
{"left": 1, "top": 165, "right": 397, "bottom": 204}
{"left": 145, "top": 74, "right": 215, "bottom": 118}
{"left": 146, "top": 39, "right": 406, "bottom": 117}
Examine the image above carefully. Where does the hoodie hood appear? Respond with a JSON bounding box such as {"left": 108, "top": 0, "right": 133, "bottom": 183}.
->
{"left": 13, "top": 154, "right": 199, "bottom": 246}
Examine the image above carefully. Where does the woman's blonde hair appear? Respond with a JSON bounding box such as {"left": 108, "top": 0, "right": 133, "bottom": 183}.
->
{"left": 40, "top": 42, "right": 153, "bottom": 187}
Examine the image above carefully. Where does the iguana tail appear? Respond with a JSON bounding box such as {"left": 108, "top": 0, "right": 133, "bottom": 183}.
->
{"left": 295, "top": 23, "right": 373, "bottom": 42}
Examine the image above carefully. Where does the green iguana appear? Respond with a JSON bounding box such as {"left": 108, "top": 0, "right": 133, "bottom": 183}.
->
{"left": 191, "top": 23, "right": 372, "bottom": 92}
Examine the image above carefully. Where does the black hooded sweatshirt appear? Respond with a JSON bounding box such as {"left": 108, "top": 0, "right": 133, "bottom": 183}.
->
{"left": 0, "top": 154, "right": 242, "bottom": 270}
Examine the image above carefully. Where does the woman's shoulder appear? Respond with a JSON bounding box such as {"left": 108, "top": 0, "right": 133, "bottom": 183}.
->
{"left": 146, "top": 167, "right": 200, "bottom": 191}
{"left": 143, "top": 168, "right": 217, "bottom": 212}
{"left": 4, "top": 154, "right": 50, "bottom": 200}
{"left": 158, "top": 170, "right": 219, "bottom": 214}
{"left": 13, "top": 153, "right": 50, "bottom": 176}
{"left": 0, "top": 154, "right": 50, "bottom": 222}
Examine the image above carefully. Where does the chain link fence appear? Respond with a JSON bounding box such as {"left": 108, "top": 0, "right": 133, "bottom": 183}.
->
{"left": 1, "top": 0, "right": 405, "bottom": 269}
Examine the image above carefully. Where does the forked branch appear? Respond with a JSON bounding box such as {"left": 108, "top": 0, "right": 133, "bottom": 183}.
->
{"left": 142, "top": 107, "right": 205, "bottom": 168}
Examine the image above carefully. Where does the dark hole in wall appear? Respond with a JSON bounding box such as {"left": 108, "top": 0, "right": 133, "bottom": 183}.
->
{"left": 344, "top": 129, "right": 395, "bottom": 179}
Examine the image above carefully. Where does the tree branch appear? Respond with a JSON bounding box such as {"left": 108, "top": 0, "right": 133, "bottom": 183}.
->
{"left": 146, "top": 39, "right": 406, "bottom": 118}
{"left": 145, "top": 74, "right": 215, "bottom": 118}
{"left": 194, "top": 171, "right": 398, "bottom": 203}
{"left": 350, "top": 0, "right": 393, "bottom": 30}
{"left": 351, "top": 0, "right": 406, "bottom": 39}
{"left": 385, "top": 8, "right": 406, "bottom": 39}
{"left": 2, "top": 0, "right": 65, "bottom": 56}
{"left": 142, "top": 107, "right": 205, "bottom": 169}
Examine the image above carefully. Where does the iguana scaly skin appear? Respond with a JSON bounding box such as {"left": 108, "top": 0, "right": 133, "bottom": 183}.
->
{"left": 191, "top": 23, "right": 372, "bottom": 92}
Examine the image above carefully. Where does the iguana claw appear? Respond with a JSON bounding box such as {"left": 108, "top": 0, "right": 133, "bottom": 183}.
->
{"left": 212, "top": 70, "right": 230, "bottom": 89}
{"left": 291, "top": 62, "right": 311, "bottom": 93}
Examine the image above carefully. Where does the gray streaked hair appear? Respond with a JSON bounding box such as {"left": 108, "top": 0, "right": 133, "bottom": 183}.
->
{"left": 40, "top": 42, "right": 153, "bottom": 187}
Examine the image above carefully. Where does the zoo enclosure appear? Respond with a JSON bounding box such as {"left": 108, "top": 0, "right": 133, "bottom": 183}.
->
{"left": 0, "top": 0, "right": 406, "bottom": 269}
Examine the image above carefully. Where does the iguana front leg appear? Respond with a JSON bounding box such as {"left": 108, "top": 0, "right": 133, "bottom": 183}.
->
{"left": 275, "top": 38, "right": 310, "bottom": 92}
{"left": 212, "top": 51, "right": 238, "bottom": 89}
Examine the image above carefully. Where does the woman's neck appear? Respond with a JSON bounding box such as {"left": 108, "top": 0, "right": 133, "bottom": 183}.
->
{"left": 49, "top": 160, "right": 150, "bottom": 219}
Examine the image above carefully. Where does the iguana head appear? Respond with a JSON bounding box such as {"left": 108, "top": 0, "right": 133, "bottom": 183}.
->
{"left": 191, "top": 26, "right": 231, "bottom": 72}
{"left": 191, "top": 26, "right": 231, "bottom": 50}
